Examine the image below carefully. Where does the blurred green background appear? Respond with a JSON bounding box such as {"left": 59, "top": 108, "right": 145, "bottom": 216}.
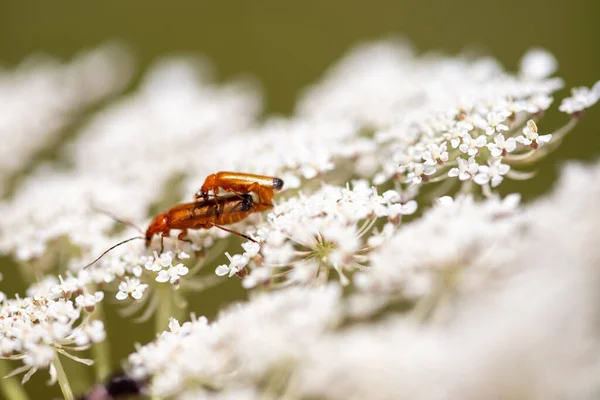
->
{"left": 1, "top": 0, "right": 599, "bottom": 398}
{"left": 2, "top": 0, "right": 600, "bottom": 192}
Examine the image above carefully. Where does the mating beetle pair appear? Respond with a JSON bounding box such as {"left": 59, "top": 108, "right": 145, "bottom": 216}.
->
{"left": 84, "top": 172, "right": 284, "bottom": 268}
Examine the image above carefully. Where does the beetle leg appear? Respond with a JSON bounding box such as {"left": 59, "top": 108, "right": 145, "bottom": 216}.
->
{"left": 208, "top": 222, "right": 258, "bottom": 243}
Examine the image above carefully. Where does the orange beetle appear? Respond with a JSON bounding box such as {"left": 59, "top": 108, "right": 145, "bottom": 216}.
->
{"left": 196, "top": 171, "right": 284, "bottom": 206}
{"left": 84, "top": 194, "right": 260, "bottom": 268}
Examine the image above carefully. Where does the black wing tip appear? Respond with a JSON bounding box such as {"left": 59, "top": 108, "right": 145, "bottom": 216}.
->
{"left": 273, "top": 178, "right": 284, "bottom": 190}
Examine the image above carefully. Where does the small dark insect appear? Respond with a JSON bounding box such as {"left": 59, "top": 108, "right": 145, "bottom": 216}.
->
{"left": 76, "top": 371, "right": 143, "bottom": 400}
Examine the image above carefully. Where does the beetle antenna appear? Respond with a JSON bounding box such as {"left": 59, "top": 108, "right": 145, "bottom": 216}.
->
{"left": 83, "top": 236, "right": 144, "bottom": 269}
{"left": 90, "top": 204, "right": 144, "bottom": 234}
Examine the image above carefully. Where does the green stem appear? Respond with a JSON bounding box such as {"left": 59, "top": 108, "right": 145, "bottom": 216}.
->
{"left": 261, "top": 364, "right": 292, "bottom": 399}
{"left": 412, "top": 289, "right": 442, "bottom": 324}
{"left": 90, "top": 303, "right": 111, "bottom": 382}
{"left": 53, "top": 355, "right": 74, "bottom": 400}
{"left": 16, "top": 260, "right": 37, "bottom": 289}
{"left": 155, "top": 284, "right": 173, "bottom": 333}
{"left": 0, "top": 360, "right": 29, "bottom": 400}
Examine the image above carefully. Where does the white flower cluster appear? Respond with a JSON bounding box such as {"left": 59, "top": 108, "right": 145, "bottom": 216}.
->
{"left": 559, "top": 80, "right": 600, "bottom": 114}
{"left": 294, "top": 160, "right": 600, "bottom": 400}
{"left": 83, "top": 249, "right": 191, "bottom": 302}
{"left": 354, "top": 193, "right": 521, "bottom": 303}
{"left": 0, "top": 275, "right": 105, "bottom": 383}
{"left": 296, "top": 40, "right": 597, "bottom": 192}
{"left": 0, "top": 43, "right": 133, "bottom": 195}
{"left": 207, "top": 118, "right": 367, "bottom": 187}
{"left": 216, "top": 183, "right": 417, "bottom": 288}
{"left": 127, "top": 286, "right": 341, "bottom": 399}
{"left": 374, "top": 78, "right": 560, "bottom": 189}
{"left": 0, "top": 40, "right": 599, "bottom": 398}
{"left": 0, "top": 41, "right": 596, "bottom": 287}
{"left": 126, "top": 160, "right": 600, "bottom": 400}
{"left": 0, "top": 56, "right": 262, "bottom": 267}
{"left": 0, "top": 245, "right": 196, "bottom": 384}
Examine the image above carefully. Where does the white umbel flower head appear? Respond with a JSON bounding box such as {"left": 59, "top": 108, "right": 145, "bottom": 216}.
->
{"left": 520, "top": 48, "right": 558, "bottom": 80}
{"left": 0, "top": 275, "right": 103, "bottom": 383}
{"left": 217, "top": 183, "right": 416, "bottom": 289}
{"left": 0, "top": 39, "right": 599, "bottom": 396}
{"left": 559, "top": 81, "right": 600, "bottom": 115}
{"left": 127, "top": 286, "right": 341, "bottom": 398}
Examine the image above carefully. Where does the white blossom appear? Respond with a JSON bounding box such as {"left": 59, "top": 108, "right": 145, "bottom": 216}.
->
{"left": 516, "top": 119, "right": 552, "bottom": 147}
{"left": 73, "top": 320, "right": 106, "bottom": 346}
{"left": 116, "top": 277, "right": 149, "bottom": 300}
{"left": 155, "top": 263, "right": 189, "bottom": 285}
{"left": 215, "top": 252, "right": 251, "bottom": 277}
{"left": 405, "top": 162, "right": 436, "bottom": 185}
{"left": 474, "top": 159, "right": 511, "bottom": 187}
{"left": 388, "top": 200, "right": 418, "bottom": 218}
{"left": 520, "top": 48, "right": 558, "bottom": 80}
{"left": 458, "top": 133, "right": 487, "bottom": 156}
{"left": 74, "top": 291, "right": 104, "bottom": 312}
{"left": 448, "top": 157, "right": 479, "bottom": 181}
{"left": 422, "top": 142, "right": 449, "bottom": 166}
{"left": 483, "top": 111, "right": 511, "bottom": 136}
{"left": 559, "top": 81, "right": 600, "bottom": 114}
{"left": 486, "top": 133, "right": 517, "bottom": 157}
